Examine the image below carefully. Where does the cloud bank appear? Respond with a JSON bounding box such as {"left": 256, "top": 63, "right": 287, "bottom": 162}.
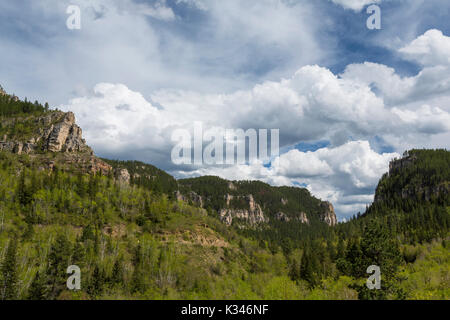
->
{"left": 60, "top": 29, "right": 450, "bottom": 219}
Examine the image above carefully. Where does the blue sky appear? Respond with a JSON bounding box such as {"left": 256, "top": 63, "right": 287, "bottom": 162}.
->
{"left": 1, "top": 0, "right": 449, "bottom": 219}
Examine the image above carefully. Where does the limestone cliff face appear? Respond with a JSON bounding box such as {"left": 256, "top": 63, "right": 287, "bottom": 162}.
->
{"left": 219, "top": 194, "right": 267, "bottom": 226}
{"left": 0, "top": 110, "right": 112, "bottom": 175}
{"left": 0, "top": 111, "right": 92, "bottom": 155}
{"left": 46, "top": 112, "right": 86, "bottom": 153}
{"left": 176, "top": 191, "right": 204, "bottom": 207}
{"left": 115, "top": 168, "right": 131, "bottom": 184}
{"left": 177, "top": 186, "right": 337, "bottom": 227}
{"left": 274, "top": 211, "right": 309, "bottom": 224}
{"left": 318, "top": 202, "right": 337, "bottom": 226}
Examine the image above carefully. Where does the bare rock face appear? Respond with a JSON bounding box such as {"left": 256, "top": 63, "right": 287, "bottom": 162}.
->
{"left": 0, "top": 111, "right": 91, "bottom": 155}
{"left": 275, "top": 212, "right": 291, "bottom": 222}
{"left": 89, "top": 158, "right": 112, "bottom": 175}
{"left": 46, "top": 112, "right": 87, "bottom": 153}
{"left": 189, "top": 191, "right": 204, "bottom": 208}
{"left": 319, "top": 201, "right": 337, "bottom": 226}
{"left": 388, "top": 152, "right": 417, "bottom": 175}
{"left": 297, "top": 212, "right": 309, "bottom": 224}
{"left": 376, "top": 153, "right": 449, "bottom": 203}
{"left": 0, "top": 110, "right": 113, "bottom": 175}
{"left": 175, "top": 191, "right": 204, "bottom": 207}
{"left": 219, "top": 194, "right": 267, "bottom": 226}
{"left": 225, "top": 194, "right": 234, "bottom": 206}
{"left": 115, "top": 168, "right": 131, "bottom": 184}
{"left": 275, "top": 211, "right": 309, "bottom": 224}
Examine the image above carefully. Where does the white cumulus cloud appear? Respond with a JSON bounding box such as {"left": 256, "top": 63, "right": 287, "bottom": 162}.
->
{"left": 330, "top": 0, "right": 381, "bottom": 11}
{"left": 399, "top": 29, "right": 450, "bottom": 67}
{"left": 60, "top": 29, "right": 450, "bottom": 219}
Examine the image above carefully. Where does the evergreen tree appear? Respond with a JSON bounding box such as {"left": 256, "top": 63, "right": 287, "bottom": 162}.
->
{"left": 22, "top": 222, "right": 35, "bottom": 240}
{"left": 110, "top": 258, "right": 124, "bottom": 286}
{"left": 28, "top": 271, "right": 47, "bottom": 300}
{"left": 88, "top": 265, "right": 105, "bottom": 298}
{"left": 46, "top": 233, "right": 72, "bottom": 299}
{"left": 17, "top": 170, "right": 32, "bottom": 206}
{"left": 356, "top": 221, "right": 403, "bottom": 300}
{"left": 0, "top": 238, "right": 18, "bottom": 300}
{"left": 299, "top": 249, "right": 318, "bottom": 288}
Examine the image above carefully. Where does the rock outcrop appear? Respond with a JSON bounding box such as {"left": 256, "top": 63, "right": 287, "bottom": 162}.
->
{"left": 219, "top": 194, "right": 267, "bottom": 226}
{"left": 388, "top": 152, "right": 417, "bottom": 175}
{"left": 275, "top": 212, "right": 290, "bottom": 222}
{"left": 0, "top": 111, "right": 92, "bottom": 155}
{"left": 115, "top": 168, "right": 131, "bottom": 184}
{"left": 318, "top": 201, "right": 337, "bottom": 226}
{"left": 177, "top": 183, "right": 337, "bottom": 227}
{"left": 274, "top": 211, "right": 309, "bottom": 224}
{"left": 176, "top": 191, "right": 204, "bottom": 207}
{"left": 375, "top": 151, "right": 449, "bottom": 203}
{"left": 0, "top": 110, "right": 113, "bottom": 175}
{"left": 46, "top": 112, "right": 86, "bottom": 153}
{"left": 297, "top": 212, "right": 309, "bottom": 224}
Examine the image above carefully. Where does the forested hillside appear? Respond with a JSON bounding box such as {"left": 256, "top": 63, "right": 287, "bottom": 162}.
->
{"left": 102, "top": 159, "right": 178, "bottom": 196}
{"left": 0, "top": 91, "right": 448, "bottom": 300}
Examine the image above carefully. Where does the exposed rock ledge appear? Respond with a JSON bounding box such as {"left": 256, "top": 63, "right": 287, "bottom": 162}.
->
{"left": 275, "top": 211, "right": 309, "bottom": 224}
{"left": 0, "top": 111, "right": 92, "bottom": 155}
{"left": 219, "top": 194, "right": 267, "bottom": 226}
{"left": 0, "top": 111, "right": 113, "bottom": 175}
{"left": 318, "top": 201, "right": 337, "bottom": 226}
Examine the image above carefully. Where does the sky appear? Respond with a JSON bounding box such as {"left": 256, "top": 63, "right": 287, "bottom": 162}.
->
{"left": 1, "top": 0, "right": 449, "bottom": 220}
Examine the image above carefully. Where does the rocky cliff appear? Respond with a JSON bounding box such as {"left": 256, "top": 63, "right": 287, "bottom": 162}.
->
{"left": 374, "top": 149, "right": 449, "bottom": 204}
{"left": 0, "top": 111, "right": 91, "bottom": 154}
{"left": 177, "top": 177, "right": 338, "bottom": 227}
{"left": 1, "top": 85, "right": 338, "bottom": 227}
{"left": 318, "top": 201, "right": 338, "bottom": 226}
{"left": 0, "top": 109, "right": 112, "bottom": 175}
{"left": 219, "top": 194, "right": 267, "bottom": 226}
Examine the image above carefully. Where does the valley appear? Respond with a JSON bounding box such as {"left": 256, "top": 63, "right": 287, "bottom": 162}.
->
{"left": 0, "top": 88, "right": 448, "bottom": 300}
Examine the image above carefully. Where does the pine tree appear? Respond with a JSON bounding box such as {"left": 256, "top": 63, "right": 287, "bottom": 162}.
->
{"left": 357, "top": 221, "right": 403, "bottom": 300}
{"left": 46, "top": 233, "right": 71, "bottom": 299}
{"left": 28, "top": 271, "right": 46, "bottom": 300}
{"left": 88, "top": 265, "right": 105, "bottom": 298}
{"left": 110, "top": 258, "right": 124, "bottom": 286}
{"left": 1, "top": 238, "right": 18, "bottom": 300}
{"left": 299, "top": 249, "right": 318, "bottom": 287}
{"left": 22, "top": 222, "right": 35, "bottom": 240}
{"left": 17, "top": 170, "right": 31, "bottom": 206}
